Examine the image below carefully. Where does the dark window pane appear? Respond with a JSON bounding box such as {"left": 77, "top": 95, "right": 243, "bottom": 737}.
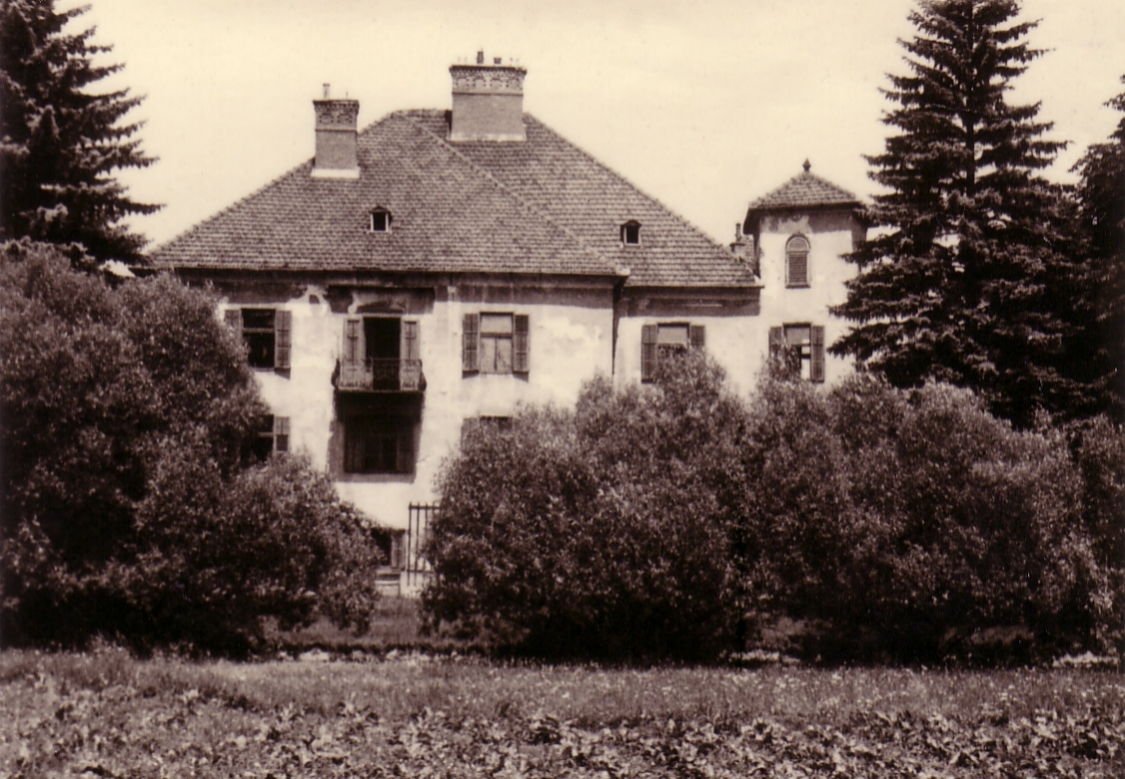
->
{"left": 246, "top": 331, "right": 276, "bottom": 368}
{"left": 242, "top": 308, "right": 275, "bottom": 329}
{"left": 365, "top": 318, "right": 401, "bottom": 360}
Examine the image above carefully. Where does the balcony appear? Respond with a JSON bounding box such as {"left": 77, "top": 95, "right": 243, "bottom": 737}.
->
{"left": 336, "top": 358, "right": 424, "bottom": 392}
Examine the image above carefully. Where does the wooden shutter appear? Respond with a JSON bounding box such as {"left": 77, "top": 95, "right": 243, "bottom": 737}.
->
{"left": 274, "top": 310, "right": 291, "bottom": 369}
{"left": 344, "top": 318, "right": 362, "bottom": 366}
{"left": 769, "top": 326, "right": 784, "bottom": 360}
{"left": 401, "top": 320, "right": 419, "bottom": 360}
{"left": 513, "top": 314, "right": 530, "bottom": 373}
{"left": 273, "top": 416, "right": 290, "bottom": 453}
{"left": 462, "top": 313, "right": 479, "bottom": 372}
{"left": 641, "top": 324, "right": 658, "bottom": 381}
{"left": 689, "top": 324, "right": 706, "bottom": 350}
{"left": 224, "top": 308, "right": 242, "bottom": 330}
{"left": 810, "top": 325, "right": 826, "bottom": 383}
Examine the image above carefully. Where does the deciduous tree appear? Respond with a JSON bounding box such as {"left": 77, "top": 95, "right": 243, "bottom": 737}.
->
{"left": 0, "top": 242, "right": 381, "bottom": 654}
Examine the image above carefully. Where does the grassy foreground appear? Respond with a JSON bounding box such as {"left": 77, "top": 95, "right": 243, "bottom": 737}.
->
{"left": 2, "top": 646, "right": 1122, "bottom": 779}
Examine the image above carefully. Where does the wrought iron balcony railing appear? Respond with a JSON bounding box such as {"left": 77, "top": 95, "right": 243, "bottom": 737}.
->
{"left": 336, "top": 358, "right": 423, "bottom": 392}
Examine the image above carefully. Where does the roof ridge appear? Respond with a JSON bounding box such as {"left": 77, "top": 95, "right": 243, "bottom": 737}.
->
{"left": 395, "top": 111, "right": 624, "bottom": 277}
{"left": 523, "top": 114, "right": 737, "bottom": 259}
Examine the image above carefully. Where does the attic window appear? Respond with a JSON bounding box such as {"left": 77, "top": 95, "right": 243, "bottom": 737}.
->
{"left": 369, "top": 209, "right": 392, "bottom": 233}
{"left": 621, "top": 220, "right": 641, "bottom": 245}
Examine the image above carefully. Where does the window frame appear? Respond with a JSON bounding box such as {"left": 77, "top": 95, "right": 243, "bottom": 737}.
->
{"left": 225, "top": 307, "right": 291, "bottom": 370}
{"left": 785, "top": 234, "right": 811, "bottom": 288}
{"left": 769, "top": 323, "right": 825, "bottom": 382}
{"left": 462, "top": 312, "right": 529, "bottom": 375}
{"left": 343, "top": 415, "right": 415, "bottom": 475}
{"left": 641, "top": 321, "right": 705, "bottom": 382}
{"left": 369, "top": 208, "right": 392, "bottom": 233}
{"left": 621, "top": 220, "right": 641, "bottom": 246}
{"left": 251, "top": 414, "right": 290, "bottom": 461}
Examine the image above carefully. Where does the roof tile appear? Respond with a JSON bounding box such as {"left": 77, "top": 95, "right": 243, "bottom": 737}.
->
{"left": 152, "top": 110, "right": 756, "bottom": 289}
{"left": 748, "top": 166, "right": 859, "bottom": 211}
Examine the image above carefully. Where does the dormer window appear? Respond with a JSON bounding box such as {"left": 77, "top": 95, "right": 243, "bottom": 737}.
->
{"left": 621, "top": 220, "right": 641, "bottom": 245}
{"left": 369, "top": 208, "right": 392, "bottom": 233}
{"left": 786, "top": 234, "right": 810, "bottom": 287}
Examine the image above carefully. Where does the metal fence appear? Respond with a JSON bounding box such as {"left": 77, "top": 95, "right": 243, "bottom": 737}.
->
{"left": 406, "top": 503, "right": 436, "bottom": 588}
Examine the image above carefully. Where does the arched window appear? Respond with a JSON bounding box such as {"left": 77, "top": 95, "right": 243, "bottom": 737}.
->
{"left": 620, "top": 220, "right": 641, "bottom": 245}
{"left": 786, "top": 234, "right": 810, "bottom": 287}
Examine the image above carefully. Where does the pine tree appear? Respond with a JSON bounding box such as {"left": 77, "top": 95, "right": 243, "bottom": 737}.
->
{"left": 0, "top": 0, "right": 158, "bottom": 262}
{"left": 829, "top": 0, "right": 1078, "bottom": 427}
{"left": 1071, "top": 77, "right": 1125, "bottom": 421}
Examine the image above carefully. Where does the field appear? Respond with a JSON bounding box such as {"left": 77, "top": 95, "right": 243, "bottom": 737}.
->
{"left": 2, "top": 633, "right": 1122, "bottom": 779}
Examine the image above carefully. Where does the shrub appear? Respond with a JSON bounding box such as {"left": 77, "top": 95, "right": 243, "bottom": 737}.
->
{"left": 0, "top": 241, "right": 382, "bottom": 654}
{"left": 424, "top": 351, "right": 744, "bottom": 662}
{"left": 737, "top": 373, "right": 1103, "bottom": 662}
{"left": 1065, "top": 415, "right": 1125, "bottom": 654}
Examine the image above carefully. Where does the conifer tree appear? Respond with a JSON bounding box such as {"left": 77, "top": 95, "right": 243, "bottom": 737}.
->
{"left": 0, "top": 0, "right": 158, "bottom": 262}
{"left": 1071, "top": 77, "right": 1125, "bottom": 421}
{"left": 830, "top": 0, "right": 1076, "bottom": 427}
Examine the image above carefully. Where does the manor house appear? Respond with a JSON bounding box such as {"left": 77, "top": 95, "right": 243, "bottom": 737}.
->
{"left": 151, "top": 53, "right": 864, "bottom": 586}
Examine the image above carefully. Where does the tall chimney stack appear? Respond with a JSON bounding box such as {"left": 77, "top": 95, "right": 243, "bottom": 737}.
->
{"left": 449, "top": 53, "right": 527, "bottom": 142}
{"left": 312, "top": 85, "right": 360, "bottom": 179}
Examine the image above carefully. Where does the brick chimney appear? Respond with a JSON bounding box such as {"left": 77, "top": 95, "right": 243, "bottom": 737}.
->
{"left": 449, "top": 52, "right": 527, "bottom": 142}
{"left": 312, "top": 84, "right": 360, "bottom": 179}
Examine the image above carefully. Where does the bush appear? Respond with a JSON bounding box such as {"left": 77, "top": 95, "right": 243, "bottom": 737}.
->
{"left": 742, "top": 374, "right": 1102, "bottom": 662}
{"left": 423, "top": 351, "right": 745, "bottom": 662}
{"left": 0, "top": 241, "right": 382, "bottom": 654}
{"left": 1065, "top": 415, "right": 1125, "bottom": 654}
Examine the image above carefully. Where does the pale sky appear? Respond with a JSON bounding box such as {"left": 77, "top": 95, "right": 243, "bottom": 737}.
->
{"left": 67, "top": 0, "right": 1125, "bottom": 250}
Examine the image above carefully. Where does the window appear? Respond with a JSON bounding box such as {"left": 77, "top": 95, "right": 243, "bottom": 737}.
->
{"left": 344, "top": 416, "right": 414, "bottom": 474}
{"left": 462, "top": 313, "right": 529, "bottom": 374}
{"left": 786, "top": 234, "right": 810, "bottom": 287}
{"left": 769, "top": 324, "right": 825, "bottom": 382}
{"left": 369, "top": 208, "right": 392, "bottom": 232}
{"left": 641, "top": 322, "right": 705, "bottom": 381}
{"left": 339, "top": 316, "right": 422, "bottom": 391}
{"left": 224, "top": 307, "right": 291, "bottom": 369}
{"left": 621, "top": 220, "right": 641, "bottom": 245}
{"left": 250, "top": 415, "right": 289, "bottom": 461}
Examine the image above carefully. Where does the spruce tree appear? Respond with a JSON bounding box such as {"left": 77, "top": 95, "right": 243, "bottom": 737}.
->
{"left": 0, "top": 0, "right": 158, "bottom": 262}
{"left": 830, "top": 0, "right": 1076, "bottom": 427}
{"left": 1071, "top": 77, "right": 1125, "bottom": 421}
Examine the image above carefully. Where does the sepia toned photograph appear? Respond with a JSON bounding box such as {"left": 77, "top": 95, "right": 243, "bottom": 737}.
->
{"left": 1, "top": 0, "right": 1123, "bottom": 775}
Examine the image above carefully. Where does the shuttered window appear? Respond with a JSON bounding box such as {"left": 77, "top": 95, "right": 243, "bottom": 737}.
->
{"left": 786, "top": 235, "right": 810, "bottom": 287}
{"left": 224, "top": 308, "right": 292, "bottom": 371}
{"left": 770, "top": 323, "right": 825, "bottom": 382}
{"left": 463, "top": 312, "right": 529, "bottom": 376}
{"left": 641, "top": 322, "right": 706, "bottom": 382}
